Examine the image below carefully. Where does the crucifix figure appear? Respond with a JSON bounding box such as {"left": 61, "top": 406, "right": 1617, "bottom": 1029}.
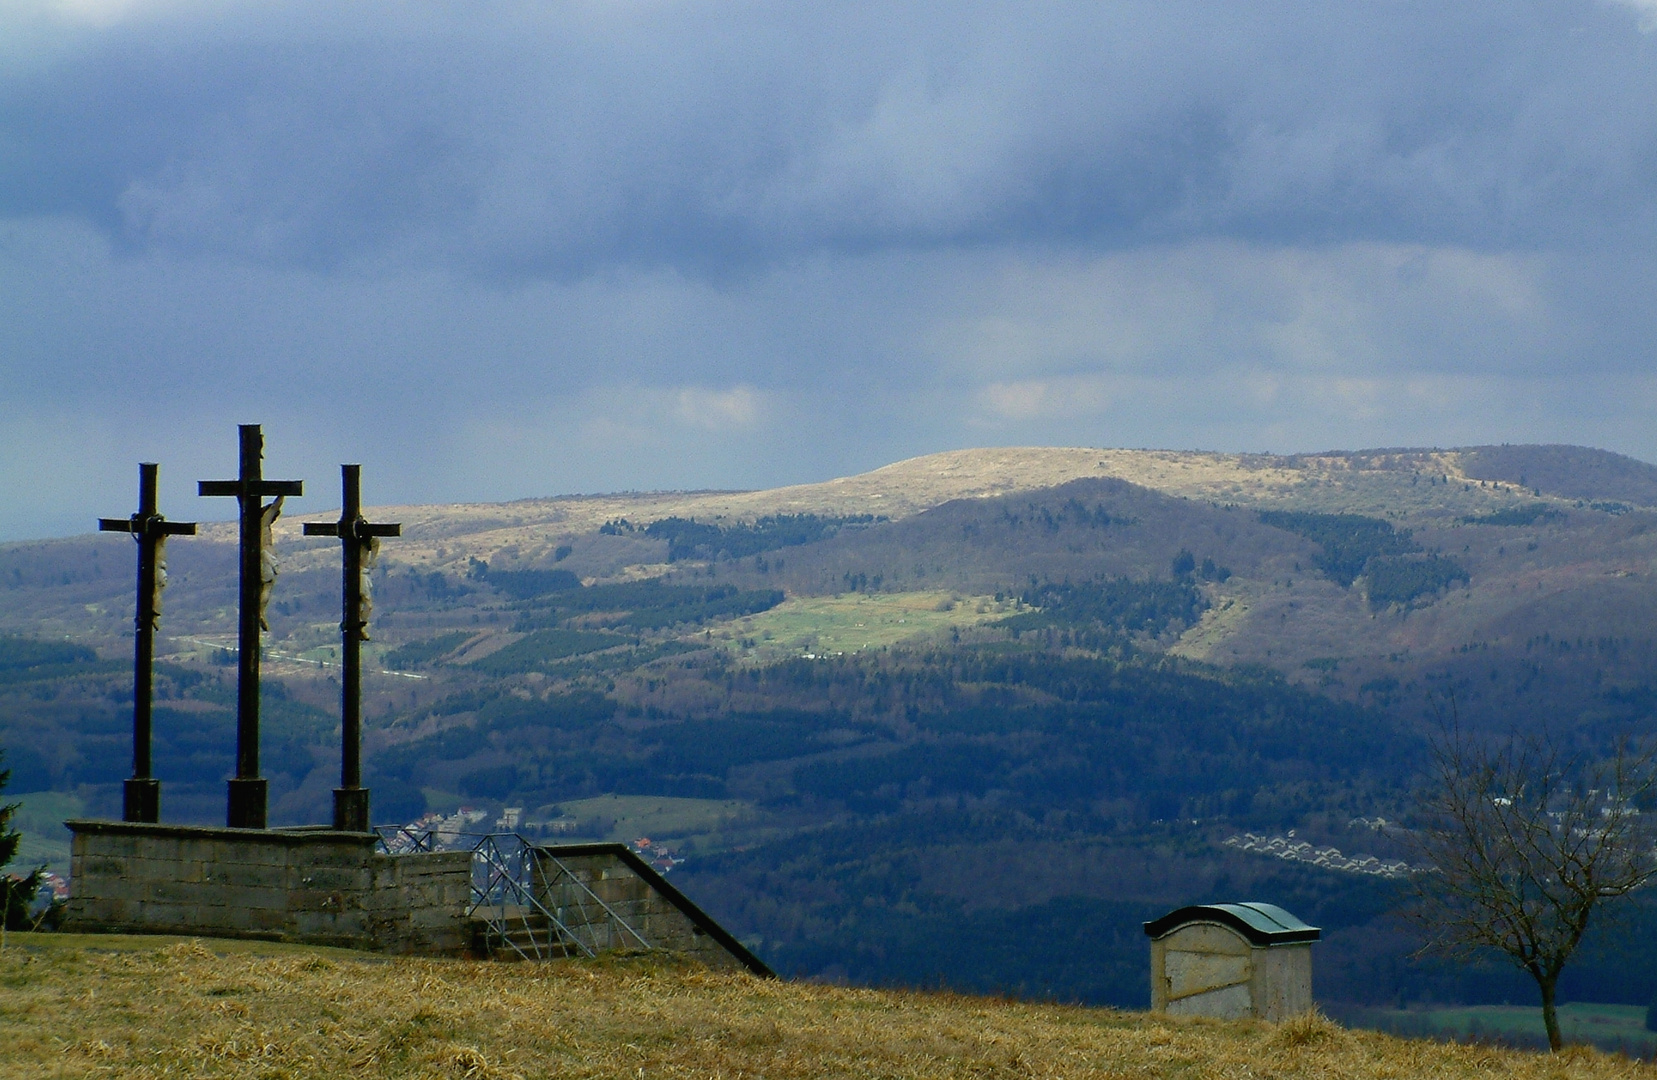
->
{"left": 304, "top": 465, "right": 400, "bottom": 832}
{"left": 99, "top": 463, "right": 197, "bottom": 823}
{"left": 198, "top": 425, "right": 303, "bottom": 829}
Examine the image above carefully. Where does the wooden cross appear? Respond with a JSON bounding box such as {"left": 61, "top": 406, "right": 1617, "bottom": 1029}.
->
{"left": 303, "top": 465, "right": 400, "bottom": 833}
{"left": 198, "top": 425, "right": 303, "bottom": 830}
{"left": 99, "top": 462, "right": 196, "bottom": 824}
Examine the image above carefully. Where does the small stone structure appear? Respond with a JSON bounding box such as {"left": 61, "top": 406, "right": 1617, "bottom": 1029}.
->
{"left": 64, "top": 820, "right": 473, "bottom": 953}
{"left": 62, "top": 824, "right": 770, "bottom": 974}
{"left": 1144, "top": 902, "right": 1319, "bottom": 1021}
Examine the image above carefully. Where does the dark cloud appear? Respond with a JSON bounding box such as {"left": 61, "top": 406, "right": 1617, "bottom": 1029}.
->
{"left": 6, "top": 1, "right": 1657, "bottom": 276}
{"left": 2, "top": 1, "right": 1657, "bottom": 540}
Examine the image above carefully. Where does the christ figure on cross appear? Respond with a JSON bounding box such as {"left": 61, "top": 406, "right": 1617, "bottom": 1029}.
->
{"left": 304, "top": 465, "right": 400, "bottom": 832}
{"left": 100, "top": 462, "right": 196, "bottom": 823}
{"left": 198, "top": 424, "right": 302, "bottom": 830}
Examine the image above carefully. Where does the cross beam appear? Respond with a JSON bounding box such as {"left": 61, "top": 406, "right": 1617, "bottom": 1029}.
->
{"left": 304, "top": 465, "right": 400, "bottom": 833}
{"left": 198, "top": 424, "right": 303, "bottom": 830}
{"left": 99, "top": 462, "right": 196, "bottom": 823}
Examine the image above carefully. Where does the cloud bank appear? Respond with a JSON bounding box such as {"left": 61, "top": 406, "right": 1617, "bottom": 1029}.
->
{"left": 3, "top": 1, "right": 1656, "bottom": 538}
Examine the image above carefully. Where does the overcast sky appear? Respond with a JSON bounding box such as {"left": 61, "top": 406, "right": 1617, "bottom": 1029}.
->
{"left": 4, "top": 0, "right": 1657, "bottom": 539}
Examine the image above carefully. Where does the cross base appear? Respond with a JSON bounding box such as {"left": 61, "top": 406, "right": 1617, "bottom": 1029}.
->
{"left": 123, "top": 779, "right": 160, "bottom": 824}
{"left": 333, "top": 787, "right": 371, "bottom": 833}
{"left": 226, "top": 778, "right": 268, "bottom": 830}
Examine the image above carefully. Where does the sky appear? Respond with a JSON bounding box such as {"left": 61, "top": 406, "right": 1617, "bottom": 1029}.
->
{"left": 4, "top": 0, "right": 1657, "bottom": 540}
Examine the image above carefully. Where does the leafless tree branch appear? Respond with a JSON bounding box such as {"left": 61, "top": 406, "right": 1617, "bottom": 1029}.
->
{"left": 1403, "top": 709, "right": 1657, "bottom": 1052}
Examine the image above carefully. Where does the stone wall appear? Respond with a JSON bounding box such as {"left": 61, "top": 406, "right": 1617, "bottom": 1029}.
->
{"left": 63, "top": 826, "right": 769, "bottom": 972}
{"left": 535, "top": 843, "right": 771, "bottom": 975}
{"left": 64, "top": 820, "right": 471, "bottom": 955}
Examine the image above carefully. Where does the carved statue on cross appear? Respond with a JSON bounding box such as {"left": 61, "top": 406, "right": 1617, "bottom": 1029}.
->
{"left": 100, "top": 462, "right": 196, "bottom": 823}
{"left": 357, "top": 534, "right": 380, "bottom": 639}
{"left": 304, "top": 465, "right": 400, "bottom": 832}
{"left": 150, "top": 535, "right": 170, "bottom": 629}
{"left": 258, "top": 494, "right": 284, "bottom": 630}
{"left": 199, "top": 425, "right": 303, "bottom": 830}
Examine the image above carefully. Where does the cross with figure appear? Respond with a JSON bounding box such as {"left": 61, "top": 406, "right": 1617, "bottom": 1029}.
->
{"left": 198, "top": 424, "right": 303, "bottom": 829}
{"left": 304, "top": 465, "right": 400, "bottom": 832}
{"left": 99, "top": 463, "right": 196, "bottom": 823}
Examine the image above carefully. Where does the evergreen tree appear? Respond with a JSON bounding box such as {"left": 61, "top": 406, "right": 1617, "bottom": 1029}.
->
{"left": 0, "top": 748, "right": 19, "bottom": 871}
{"left": 1, "top": 747, "right": 40, "bottom": 930}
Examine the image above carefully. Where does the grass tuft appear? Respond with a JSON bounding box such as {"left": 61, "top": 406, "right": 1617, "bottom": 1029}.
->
{"left": 1269, "top": 1009, "right": 1350, "bottom": 1050}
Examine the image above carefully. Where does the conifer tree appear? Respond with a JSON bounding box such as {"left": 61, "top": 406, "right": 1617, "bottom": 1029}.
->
{"left": 1, "top": 748, "right": 36, "bottom": 931}
{"left": 0, "top": 749, "right": 19, "bottom": 872}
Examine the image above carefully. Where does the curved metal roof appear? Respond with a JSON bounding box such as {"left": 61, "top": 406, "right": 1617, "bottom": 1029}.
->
{"left": 1142, "top": 902, "right": 1321, "bottom": 946}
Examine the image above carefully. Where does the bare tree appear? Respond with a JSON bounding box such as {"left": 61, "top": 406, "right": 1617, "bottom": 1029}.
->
{"left": 1406, "top": 723, "right": 1657, "bottom": 1052}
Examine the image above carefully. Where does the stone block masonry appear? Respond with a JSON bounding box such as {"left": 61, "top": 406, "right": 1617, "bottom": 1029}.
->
{"left": 535, "top": 843, "right": 771, "bottom": 975}
{"left": 64, "top": 820, "right": 472, "bottom": 954}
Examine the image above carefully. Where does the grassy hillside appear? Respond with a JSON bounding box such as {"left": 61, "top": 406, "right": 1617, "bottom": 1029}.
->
{"left": 1, "top": 935, "right": 1651, "bottom": 1079}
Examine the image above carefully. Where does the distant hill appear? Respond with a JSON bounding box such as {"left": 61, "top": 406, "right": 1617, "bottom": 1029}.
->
{"left": 120, "top": 443, "right": 1645, "bottom": 576}
{"left": 60, "top": 443, "right": 1622, "bottom": 588}
{"left": 1458, "top": 444, "right": 1657, "bottom": 505}
{"left": 6, "top": 442, "right": 1657, "bottom": 1014}
{"left": 716, "top": 476, "right": 1316, "bottom": 597}
{"left": 7, "top": 440, "right": 1657, "bottom": 799}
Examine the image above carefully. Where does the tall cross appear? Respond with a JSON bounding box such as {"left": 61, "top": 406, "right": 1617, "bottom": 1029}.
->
{"left": 303, "top": 465, "right": 400, "bottom": 833}
{"left": 99, "top": 462, "right": 196, "bottom": 824}
{"left": 198, "top": 424, "right": 303, "bottom": 830}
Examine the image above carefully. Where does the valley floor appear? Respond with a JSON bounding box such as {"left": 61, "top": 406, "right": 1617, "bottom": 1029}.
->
{"left": 0, "top": 934, "right": 1652, "bottom": 1079}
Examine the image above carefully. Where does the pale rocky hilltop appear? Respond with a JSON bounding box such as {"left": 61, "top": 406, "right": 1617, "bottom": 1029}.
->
{"left": 241, "top": 445, "right": 1603, "bottom": 574}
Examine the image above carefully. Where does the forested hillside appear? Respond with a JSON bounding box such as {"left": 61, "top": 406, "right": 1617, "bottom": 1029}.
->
{"left": 4, "top": 443, "right": 1657, "bottom": 1013}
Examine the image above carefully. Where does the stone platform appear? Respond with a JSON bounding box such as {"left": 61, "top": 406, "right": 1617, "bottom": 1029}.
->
{"left": 62, "top": 823, "right": 772, "bottom": 974}
{"left": 63, "top": 820, "right": 472, "bottom": 954}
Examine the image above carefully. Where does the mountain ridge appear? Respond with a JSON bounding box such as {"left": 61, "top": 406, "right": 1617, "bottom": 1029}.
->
{"left": 155, "top": 442, "right": 1657, "bottom": 575}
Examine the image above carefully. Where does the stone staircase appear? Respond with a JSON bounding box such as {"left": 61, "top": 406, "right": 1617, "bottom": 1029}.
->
{"left": 469, "top": 903, "right": 576, "bottom": 961}
{"left": 376, "top": 830, "right": 771, "bottom": 973}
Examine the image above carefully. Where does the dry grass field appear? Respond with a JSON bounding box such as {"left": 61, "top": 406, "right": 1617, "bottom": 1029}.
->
{"left": 1, "top": 935, "right": 1652, "bottom": 1080}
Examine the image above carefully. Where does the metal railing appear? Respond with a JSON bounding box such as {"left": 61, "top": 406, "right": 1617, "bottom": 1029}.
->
{"left": 373, "top": 824, "right": 436, "bottom": 853}
{"left": 375, "top": 828, "right": 650, "bottom": 961}
{"left": 535, "top": 846, "right": 653, "bottom": 955}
